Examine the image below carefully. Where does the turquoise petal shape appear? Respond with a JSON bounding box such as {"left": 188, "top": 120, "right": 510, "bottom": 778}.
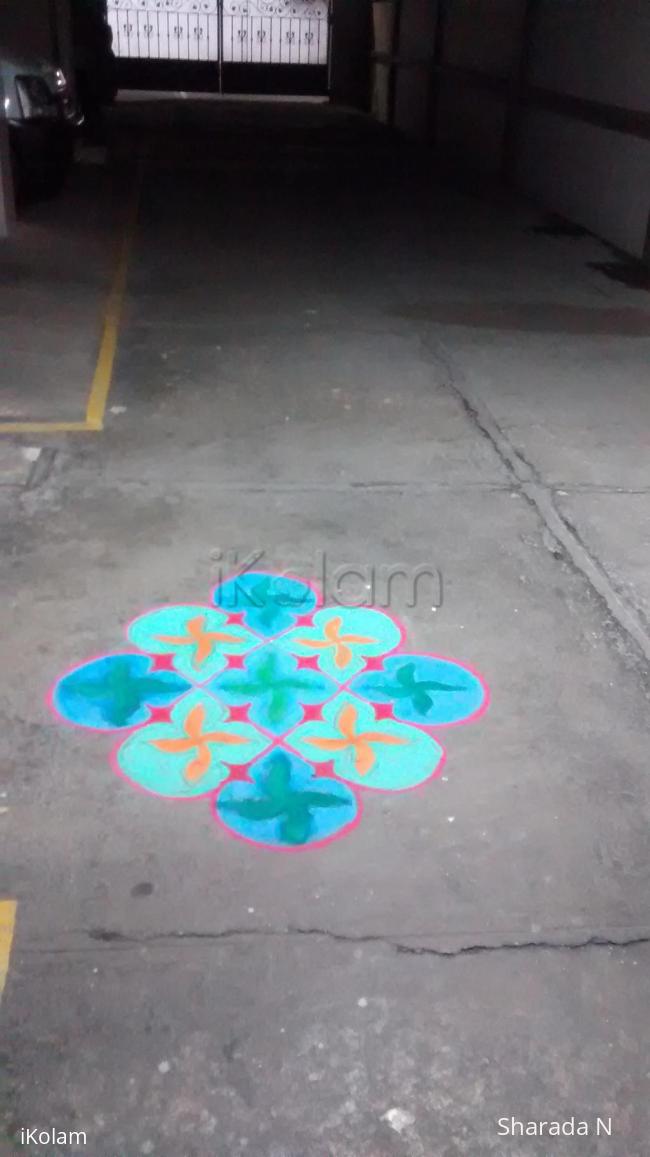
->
{"left": 212, "top": 572, "right": 317, "bottom": 637}
{"left": 288, "top": 692, "right": 443, "bottom": 791}
{"left": 279, "top": 607, "right": 402, "bottom": 680}
{"left": 215, "top": 748, "right": 359, "bottom": 848}
{"left": 350, "top": 654, "right": 487, "bottom": 726}
{"left": 115, "top": 690, "right": 269, "bottom": 798}
{"left": 128, "top": 605, "right": 259, "bottom": 682}
{"left": 52, "top": 653, "right": 191, "bottom": 731}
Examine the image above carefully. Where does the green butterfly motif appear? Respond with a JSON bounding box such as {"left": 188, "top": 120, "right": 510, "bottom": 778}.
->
{"left": 218, "top": 750, "right": 352, "bottom": 846}
{"left": 219, "top": 651, "right": 319, "bottom": 726}
{"left": 58, "top": 656, "right": 189, "bottom": 729}
{"left": 364, "top": 661, "right": 465, "bottom": 716}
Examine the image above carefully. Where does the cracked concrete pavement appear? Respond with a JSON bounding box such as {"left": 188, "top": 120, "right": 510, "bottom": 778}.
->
{"left": 1, "top": 99, "right": 650, "bottom": 1155}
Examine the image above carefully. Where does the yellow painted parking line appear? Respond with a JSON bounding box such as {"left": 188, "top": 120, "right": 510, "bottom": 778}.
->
{"left": 0, "top": 155, "right": 145, "bottom": 437}
{"left": 0, "top": 420, "right": 92, "bottom": 434}
{"left": 0, "top": 901, "right": 17, "bottom": 1002}
{"left": 85, "top": 155, "right": 145, "bottom": 431}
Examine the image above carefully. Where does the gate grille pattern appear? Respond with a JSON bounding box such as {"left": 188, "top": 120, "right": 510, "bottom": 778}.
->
{"left": 107, "top": 0, "right": 329, "bottom": 66}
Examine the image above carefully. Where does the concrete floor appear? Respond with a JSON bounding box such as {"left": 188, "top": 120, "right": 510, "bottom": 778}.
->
{"left": 0, "top": 166, "right": 120, "bottom": 424}
{"left": 1, "top": 99, "right": 650, "bottom": 1155}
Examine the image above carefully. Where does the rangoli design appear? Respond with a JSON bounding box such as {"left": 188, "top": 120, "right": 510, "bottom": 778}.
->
{"left": 50, "top": 573, "right": 489, "bottom": 851}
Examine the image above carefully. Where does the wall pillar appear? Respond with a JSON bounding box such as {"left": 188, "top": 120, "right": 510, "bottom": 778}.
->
{"left": 427, "top": 0, "right": 448, "bottom": 143}
{"left": 0, "top": 77, "right": 16, "bottom": 238}
{"left": 329, "top": 0, "right": 373, "bottom": 109}
{"left": 501, "top": 0, "right": 540, "bottom": 183}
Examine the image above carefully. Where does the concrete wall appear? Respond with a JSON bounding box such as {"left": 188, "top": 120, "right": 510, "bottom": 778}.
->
{"left": 528, "top": 0, "right": 650, "bottom": 110}
{"left": 517, "top": 0, "right": 650, "bottom": 258}
{"left": 437, "top": 0, "right": 523, "bottom": 171}
{"left": 0, "top": 0, "right": 56, "bottom": 59}
{"left": 379, "top": 0, "right": 650, "bottom": 259}
{"left": 390, "top": 0, "right": 526, "bottom": 167}
{"left": 518, "top": 110, "right": 650, "bottom": 256}
{"left": 444, "top": 0, "right": 523, "bottom": 74}
{"left": 0, "top": 0, "right": 73, "bottom": 74}
{"left": 436, "top": 80, "right": 508, "bottom": 174}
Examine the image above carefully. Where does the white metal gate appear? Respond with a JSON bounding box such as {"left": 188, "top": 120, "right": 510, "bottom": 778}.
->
{"left": 222, "top": 0, "right": 328, "bottom": 66}
{"left": 107, "top": 0, "right": 330, "bottom": 89}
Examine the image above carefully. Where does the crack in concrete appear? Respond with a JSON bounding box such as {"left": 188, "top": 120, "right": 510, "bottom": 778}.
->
{"left": 291, "top": 927, "right": 650, "bottom": 957}
{"left": 421, "top": 334, "right": 650, "bottom": 666}
{"left": 391, "top": 934, "right": 650, "bottom": 957}
{"left": 19, "top": 925, "right": 650, "bottom": 958}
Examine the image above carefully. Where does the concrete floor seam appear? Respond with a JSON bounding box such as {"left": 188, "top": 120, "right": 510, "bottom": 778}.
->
{"left": 421, "top": 334, "right": 650, "bottom": 667}
{"left": 527, "top": 484, "right": 650, "bottom": 650}
{"left": 39, "top": 478, "right": 519, "bottom": 494}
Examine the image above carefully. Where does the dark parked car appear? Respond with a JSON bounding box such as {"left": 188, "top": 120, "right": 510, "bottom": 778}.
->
{"left": 2, "top": 51, "right": 82, "bottom": 199}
